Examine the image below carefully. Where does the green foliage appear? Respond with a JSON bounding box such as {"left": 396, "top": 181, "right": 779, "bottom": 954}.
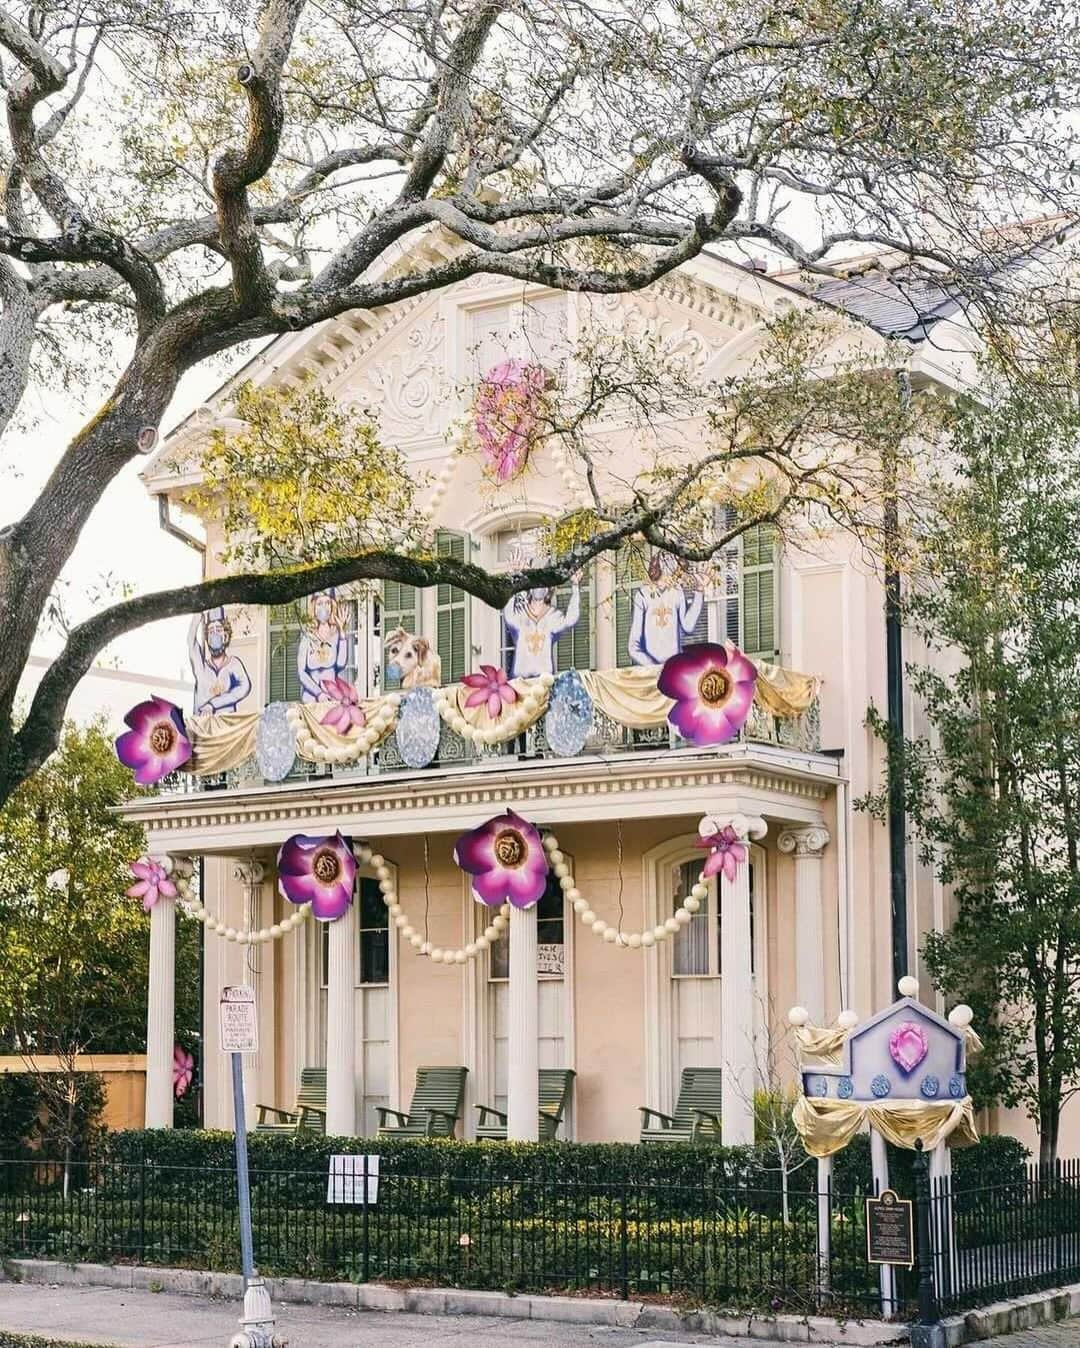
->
{"left": 0, "top": 1336, "right": 116, "bottom": 1348}
{"left": 861, "top": 377, "right": 1080, "bottom": 1163}
{"left": 0, "top": 720, "right": 203, "bottom": 1140}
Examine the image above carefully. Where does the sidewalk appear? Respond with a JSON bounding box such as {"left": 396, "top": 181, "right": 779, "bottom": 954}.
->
{"left": 0, "top": 1282, "right": 747, "bottom": 1348}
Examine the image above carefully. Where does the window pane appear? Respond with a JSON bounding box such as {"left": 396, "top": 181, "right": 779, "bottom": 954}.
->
{"left": 360, "top": 930, "right": 390, "bottom": 985}
{"left": 672, "top": 861, "right": 709, "bottom": 976}
{"left": 358, "top": 877, "right": 387, "bottom": 929}
{"left": 489, "top": 932, "right": 509, "bottom": 980}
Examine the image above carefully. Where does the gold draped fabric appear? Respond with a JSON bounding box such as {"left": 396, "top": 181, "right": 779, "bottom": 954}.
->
{"left": 794, "top": 1025, "right": 847, "bottom": 1068}
{"left": 793, "top": 1095, "right": 979, "bottom": 1158}
{"left": 180, "top": 658, "right": 821, "bottom": 775}
{"left": 188, "top": 712, "right": 259, "bottom": 775}
{"left": 288, "top": 699, "right": 398, "bottom": 761}
{"left": 439, "top": 678, "right": 549, "bottom": 738}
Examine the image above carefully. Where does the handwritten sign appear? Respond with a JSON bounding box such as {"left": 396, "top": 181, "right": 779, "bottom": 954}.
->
{"left": 866, "top": 1190, "right": 914, "bottom": 1267}
{"left": 327, "top": 1154, "right": 380, "bottom": 1206}
{"left": 219, "top": 985, "right": 258, "bottom": 1054}
{"left": 538, "top": 943, "right": 565, "bottom": 976}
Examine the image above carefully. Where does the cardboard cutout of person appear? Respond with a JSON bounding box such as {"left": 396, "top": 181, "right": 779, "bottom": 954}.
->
{"left": 628, "top": 550, "right": 705, "bottom": 666}
{"left": 296, "top": 589, "right": 350, "bottom": 701}
{"left": 503, "top": 580, "right": 581, "bottom": 679}
{"left": 189, "top": 607, "right": 252, "bottom": 714}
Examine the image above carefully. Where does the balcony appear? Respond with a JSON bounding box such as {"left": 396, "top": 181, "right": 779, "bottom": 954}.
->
{"left": 157, "top": 674, "right": 823, "bottom": 798}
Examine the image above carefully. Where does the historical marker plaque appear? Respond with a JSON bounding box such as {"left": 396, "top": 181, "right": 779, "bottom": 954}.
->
{"left": 865, "top": 1189, "right": 914, "bottom": 1268}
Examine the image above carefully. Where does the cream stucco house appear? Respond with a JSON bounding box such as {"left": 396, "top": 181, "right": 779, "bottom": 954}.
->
{"left": 121, "top": 239, "right": 1040, "bottom": 1152}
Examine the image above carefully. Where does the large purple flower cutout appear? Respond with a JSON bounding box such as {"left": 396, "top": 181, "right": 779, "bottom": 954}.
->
{"left": 126, "top": 856, "right": 177, "bottom": 911}
{"left": 115, "top": 697, "right": 192, "bottom": 785}
{"left": 454, "top": 810, "right": 548, "bottom": 908}
{"left": 277, "top": 832, "right": 356, "bottom": 922}
{"left": 696, "top": 825, "right": 747, "bottom": 884}
{"left": 657, "top": 643, "right": 756, "bottom": 746}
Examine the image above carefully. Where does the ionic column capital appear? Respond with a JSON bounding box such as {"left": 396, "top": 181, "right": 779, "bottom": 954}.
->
{"left": 232, "top": 859, "right": 266, "bottom": 885}
{"left": 698, "top": 812, "right": 768, "bottom": 844}
{"left": 777, "top": 825, "right": 831, "bottom": 859}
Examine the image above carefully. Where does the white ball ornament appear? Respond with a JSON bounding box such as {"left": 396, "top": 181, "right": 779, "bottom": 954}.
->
{"left": 653, "top": 924, "right": 668, "bottom": 941}
{"left": 395, "top": 915, "right": 409, "bottom": 929}
{"left": 402, "top": 925, "right": 415, "bottom": 941}
{"left": 543, "top": 835, "right": 559, "bottom": 853}
{"left": 898, "top": 976, "right": 920, "bottom": 999}
{"left": 837, "top": 1009, "right": 860, "bottom": 1030}
{"left": 603, "top": 926, "right": 617, "bottom": 943}
{"left": 691, "top": 883, "right": 708, "bottom": 901}
{"left": 492, "top": 914, "right": 508, "bottom": 932}
{"left": 465, "top": 943, "right": 478, "bottom": 959}
{"left": 454, "top": 950, "right": 467, "bottom": 965}
{"left": 270, "top": 924, "right": 282, "bottom": 939}
{"left": 684, "top": 895, "right": 701, "bottom": 914}
{"left": 641, "top": 930, "right": 656, "bottom": 948}
{"left": 554, "top": 862, "right": 570, "bottom": 879}
{"left": 430, "top": 949, "right": 443, "bottom": 964}
{"left": 421, "top": 941, "right": 433, "bottom": 955}
{"left": 592, "top": 918, "right": 607, "bottom": 935}
{"left": 629, "top": 933, "right": 642, "bottom": 949}
{"left": 237, "top": 931, "right": 250, "bottom": 945}
{"left": 257, "top": 928, "right": 270, "bottom": 943}
{"left": 566, "top": 887, "right": 580, "bottom": 903}
{"left": 675, "top": 908, "right": 693, "bottom": 926}
{"left": 788, "top": 1006, "right": 810, "bottom": 1027}
{"left": 410, "top": 934, "right": 424, "bottom": 949}
{"left": 573, "top": 898, "right": 589, "bottom": 914}
{"left": 475, "top": 934, "right": 490, "bottom": 950}
{"left": 483, "top": 926, "right": 498, "bottom": 943}
{"left": 369, "top": 854, "right": 385, "bottom": 871}
{"left": 581, "top": 909, "right": 596, "bottom": 926}
{"left": 548, "top": 849, "right": 564, "bottom": 866}
{"left": 664, "top": 917, "right": 680, "bottom": 934}
{"left": 949, "top": 1004, "right": 974, "bottom": 1028}
{"left": 225, "top": 927, "right": 237, "bottom": 941}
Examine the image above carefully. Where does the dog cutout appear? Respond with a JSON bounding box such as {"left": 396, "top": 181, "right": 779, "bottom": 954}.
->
{"left": 384, "top": 628, "right": 443, "bottom": 688}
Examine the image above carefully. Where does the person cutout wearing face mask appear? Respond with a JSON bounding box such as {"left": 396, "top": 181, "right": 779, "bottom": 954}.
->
{"left": 628, "top": 549, "right": 705, "bottom": 666}
{"left": 189, "top": 607, "right": 252, "bottom": 715}
{"left": 296, "top": 589, "right": 350, "bottom": 701}
{"left": 502, "top": 577, "right": 581, "bottom": 679}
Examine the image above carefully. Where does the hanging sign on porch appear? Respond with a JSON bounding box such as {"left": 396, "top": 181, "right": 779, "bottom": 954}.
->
{"left": 219, "top": 985, "right": 259, "bottom": 1054}
{"left": 866, "top": 1190, "right": 915, "bottom": 1268}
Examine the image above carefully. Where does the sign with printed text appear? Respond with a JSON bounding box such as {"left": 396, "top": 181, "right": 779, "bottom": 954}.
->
{"left": 219, "top": 985, "right": 258, "bottom": 1054}
{"left": 537, "top": 942, "right": 565, "bottom": 977}
{"left": 327, "top": 1154, "right": 380, "bottom": 1206}
{"left": 866, "top": 1189, "right": 915, "bottom": 1268}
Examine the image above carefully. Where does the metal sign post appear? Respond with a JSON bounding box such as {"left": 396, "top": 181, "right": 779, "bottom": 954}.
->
{"left": 220, "top": 986, "right": 282, "bottom": 1348}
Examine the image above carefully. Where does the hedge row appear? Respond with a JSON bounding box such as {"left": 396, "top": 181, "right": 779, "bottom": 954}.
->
{"left": 102, "top": 1127, "right": 1030, "bottom": 1197}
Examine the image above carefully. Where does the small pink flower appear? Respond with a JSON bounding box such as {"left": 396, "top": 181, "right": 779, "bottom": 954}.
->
{"left": 696, "top": 825, "right": 747, "bottom": 884}
{"left": 126, "top": 856, "right": 177, "bottom": 911}
{"left": 173, "top": 1044, "right": 194, "bottom": 1099}
{"left": 461, "top": 665, "right": 518, "bottom": 720}
{"left": 319, "top": 676, "right": 366, "bottom": 732}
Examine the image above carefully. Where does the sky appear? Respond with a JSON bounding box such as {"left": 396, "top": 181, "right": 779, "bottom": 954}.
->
{"left": 9, "top": 355, "right": 251, "bottom": 684}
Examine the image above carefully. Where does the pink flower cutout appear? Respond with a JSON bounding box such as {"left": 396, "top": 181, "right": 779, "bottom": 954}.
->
{"left": 173, "top": 1044, "right": 194, "bottom": 1099}
{"left": 473, "top": 360, "right": 548, "bottom": 482}
{"left": 126, "top": 857, "right": 177, "bottom": 911}
{"left": 461, "top": 665, "right": 518, "bottom": 720}
{"left": 696, "top": 825, "right": 747, "bottom": 884}
{"left": 319, "top": 676, "right": 366, "bottom": 733}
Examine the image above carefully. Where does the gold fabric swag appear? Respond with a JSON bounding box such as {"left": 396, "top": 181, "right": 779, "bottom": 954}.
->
{"left": 184, "top": 660, "right": 820, "bottom": 777}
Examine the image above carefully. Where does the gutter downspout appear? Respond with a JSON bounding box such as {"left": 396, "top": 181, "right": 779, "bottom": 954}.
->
{"left": 887, "top": 368, "right": 912, "bottom": 986}
{"left": 157, "top": 494, "right": 206, "bottom": 554}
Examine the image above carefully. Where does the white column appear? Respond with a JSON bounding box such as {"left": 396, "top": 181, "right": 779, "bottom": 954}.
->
{"left": 778, "top": 826, "right": 831, "bottom": 1022}
{"left": 144, "top": 893, "right": 176, "bottom": 1129}
{"left": 507, "top": 903, "right": 539, "bottom": 1141}
{"left": 719, "top": 816, "right": 765, "bottom": 1147}
{"left": 817, "top": 1155, "right": 833, "bottom": 1291}
{"left": 325, "top": 901, "right": 358, "bottom": 1136}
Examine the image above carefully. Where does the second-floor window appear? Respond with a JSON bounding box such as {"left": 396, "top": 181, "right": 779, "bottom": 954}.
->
{"left": 435, "top": 529, "right": 470, "bottom": 684}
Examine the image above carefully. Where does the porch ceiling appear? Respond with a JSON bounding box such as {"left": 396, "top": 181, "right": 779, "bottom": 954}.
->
{"left": 118, "top": 741, "right": 840, "bottom": 854}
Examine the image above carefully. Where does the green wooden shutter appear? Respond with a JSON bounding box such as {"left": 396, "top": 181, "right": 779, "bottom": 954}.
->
{"left": 381, "top": 578, "right": 418, "bottom": 688}
{"left": 614, "top": 544, "right": 642, "bottom": 668}
{"left": 554, "top": 569, "right": 593, "bottom": 671}
{"left": 267, "top": 603, "right": 304, "bottom": 703}
{"left": 436, "top": 530, "right": 469, "bottom": 684}
{"left": 741, "top": 524, "right": 779, "bottom": 661}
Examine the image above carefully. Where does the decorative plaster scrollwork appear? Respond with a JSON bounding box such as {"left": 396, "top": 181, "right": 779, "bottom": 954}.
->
{"left": 354, "top": 320, "right": 446, "bottom": 439}
{"left": 777, "top": 826, "right": 831, "bottom": 858}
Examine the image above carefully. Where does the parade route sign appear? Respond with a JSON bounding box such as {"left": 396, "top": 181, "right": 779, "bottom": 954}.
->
{"left": 220, "top": 985, "right": 259, "bottom": 1054}
{"left": 866, "top": 1189, "right": 915, "bottom": 1268}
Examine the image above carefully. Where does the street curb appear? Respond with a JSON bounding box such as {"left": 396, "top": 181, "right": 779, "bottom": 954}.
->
{"left": 0, "top": 1259, "right": 909, "bottom": 1344}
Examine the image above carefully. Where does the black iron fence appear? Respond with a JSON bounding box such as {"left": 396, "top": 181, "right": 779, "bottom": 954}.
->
{"left": 0, "top": 1152, "right": 1077, "bottom": 1321}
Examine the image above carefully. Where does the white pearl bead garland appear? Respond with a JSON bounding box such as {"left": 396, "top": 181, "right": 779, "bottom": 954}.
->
{"left": 354, "top": 845, "right": 509, "bottom": 964}
{"left": 166, "top": 858, "right": 312, "bottom": 944}
{"left": 540, "top": 830, "right": 713, "bottom": 950}
{"left": 434, "top": 673, "right": 555, "bottom": 746}
{"left": 287, "top": 694, "right": 401, "bottom": 765}
{"left": 425, "top": 441, "right": 464, "bottom": 519}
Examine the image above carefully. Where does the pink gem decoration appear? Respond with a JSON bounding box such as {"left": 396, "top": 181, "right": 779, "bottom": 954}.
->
{"left": 889, "top": 1021, "right": 929, "bottom": 1076}
{"left": 473, "top": 359, "right": 548, "bottom": 482}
